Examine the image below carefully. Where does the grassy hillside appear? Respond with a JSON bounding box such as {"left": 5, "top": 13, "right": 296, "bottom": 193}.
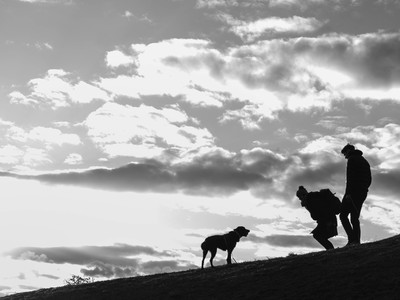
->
{"left": 4, "top": 235, "right": 400, "bottom": 300}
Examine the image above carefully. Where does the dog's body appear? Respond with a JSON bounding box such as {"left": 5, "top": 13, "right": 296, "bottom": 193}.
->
{"left": 201, "top": 226, "right": 250, "bottom": 269}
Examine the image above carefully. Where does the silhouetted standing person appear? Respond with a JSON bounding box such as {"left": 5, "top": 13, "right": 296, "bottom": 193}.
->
{"left": 296, "top": 186, "right": 340, "bottom": 250}
{"left": 340, "top": 144, "right": 372, "bottom": 246}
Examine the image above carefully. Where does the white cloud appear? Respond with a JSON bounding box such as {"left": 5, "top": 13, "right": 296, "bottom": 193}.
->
{"left": 363, "top": 196, "right": 400, "bottom": 235}
{"left": 341, "top": 87, "right": 400, "bottom": 101}
{"left": 28, "top": 127, "right": 81, "bottom": 148}
{"left": 31, "top": 42, "right": 53, "bottom": 51}
{"left": 123, "top": 10, "right": 133, "bottom": 18}
{"left": 106, "top": 50, "right": 135, "bottom": 68}
{"left": 340, "top": 124, "right": 400, "bottom": 169}
{"left": 99, "top": 39, "right": 284, "bottom": 115}
{"left": 300, "top": 136, "right": 345, "bottom": 156}
{"left": 64, "top": 153, "right": 83, "bottom": 165}
{"left": 17, "top": 0, "right": 73, "bottom": 3}
{"left": 97, "top": 32, "right": 400, "bottom": 131}
{"left": 297, "top": 123, "right": 400, "bottom": 171}
{"left": 269, "top": 0, "right": 326, "bottom": 8}
{"left": 196, "top": 0, "right": 248, "bottom": 8}
{"left": 196, "top": 0, "right": 329, "bottom": 9}
{"left": 5, "top": 124, "right": 80, "bottom": 148}
{"left": 0, "top": 123, "right": 82, "bottom": 169}
{"left": 0, "top": 145, "right": 24, "bottom": 165}
{"left": 22, "top": 148, "right": 52, "bottom": 167}
{"left": 85, "top": 102, "right": 215, "bottom": 159}
{"left": 69, "top": 81, "right": 110, "bottom": 104}
{"left": 10, "top": 69, "right": 110, "bottom": 109}
{"left": 225, "top": 16, "right": 326, "bottom": 41}
{"left": 9, "top": 91, "right": 40, "bottom": 106}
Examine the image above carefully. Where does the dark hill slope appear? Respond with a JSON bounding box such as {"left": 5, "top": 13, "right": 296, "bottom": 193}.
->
{"left": 4, "top": 235, "right": 400, "bottom": 300}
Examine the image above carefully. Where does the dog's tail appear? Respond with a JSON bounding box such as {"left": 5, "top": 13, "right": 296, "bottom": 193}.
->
{"left": 201, "top": 240, "right": 207, "bottom": 251}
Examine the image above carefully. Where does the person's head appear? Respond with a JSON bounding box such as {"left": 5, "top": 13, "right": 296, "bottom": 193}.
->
{"left": 341, "top": 143, "right": 355, "bottom": 159}
{"left": 296, "top": 186, "right": 308, "bottom": 202}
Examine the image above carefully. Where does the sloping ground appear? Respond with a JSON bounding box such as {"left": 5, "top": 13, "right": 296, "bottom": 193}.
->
{"left": 4, "top": 235, "right": 400, "bottom": 300}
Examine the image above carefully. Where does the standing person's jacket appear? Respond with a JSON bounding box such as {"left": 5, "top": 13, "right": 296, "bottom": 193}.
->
{"left": 345, "top": 149, "right": 372, "bottom": 194}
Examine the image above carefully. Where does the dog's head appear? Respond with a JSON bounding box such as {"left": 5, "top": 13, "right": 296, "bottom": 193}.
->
{"left": 234, "top": 226, "right": 250, "bottom": 237}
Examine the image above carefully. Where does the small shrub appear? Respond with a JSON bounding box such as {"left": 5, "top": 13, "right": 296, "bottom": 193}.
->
{"left": 64, "top": 274, "right": 94, "bottom": 286}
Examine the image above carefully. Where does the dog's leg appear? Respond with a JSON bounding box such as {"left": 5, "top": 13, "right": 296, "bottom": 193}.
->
{"left": 209, "top": 248, "right": 217, "bottom": 268}
{"left": 201, "top": 249, "right": 208, "bottom": 269}
{"left": 227, "top": 249, "right": 232, "bottom": 265}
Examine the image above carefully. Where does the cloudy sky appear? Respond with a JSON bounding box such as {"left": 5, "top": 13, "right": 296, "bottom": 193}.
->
{"left": 1, "top": 0, "right": 400, "bottom": 295}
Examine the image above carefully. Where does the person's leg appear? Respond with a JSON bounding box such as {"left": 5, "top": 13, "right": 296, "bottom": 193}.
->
{"left": 313, "top": 233, "right": 334, "bottom": 250}
{"left": 350, "top": 191, "right": 368, "bottom": 244}
{"left": 340, "top": 197, "right": 355, "bottom": 244}
{"left": 350, "top": 213, "right": 361, "bottom": 244}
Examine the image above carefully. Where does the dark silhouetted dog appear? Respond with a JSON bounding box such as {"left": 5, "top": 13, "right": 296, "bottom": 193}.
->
{"left": 201, "top": 226, "right": 250, "bottom": 269}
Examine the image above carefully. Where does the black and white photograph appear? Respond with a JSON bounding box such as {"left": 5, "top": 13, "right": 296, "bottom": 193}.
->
{"left": 1, "top": 0, "right": 400, "bottom": 298}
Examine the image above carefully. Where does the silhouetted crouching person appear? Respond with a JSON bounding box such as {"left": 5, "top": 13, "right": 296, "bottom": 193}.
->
{"left": 296, "top": 186, "right": 341, "bottom": 250}
{"left": 340, "top": 144, "right": 372, "bottom": 246}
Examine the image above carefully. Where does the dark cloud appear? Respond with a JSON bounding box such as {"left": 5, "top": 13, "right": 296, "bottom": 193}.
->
{"left": 8, "top": 243, "right": 195, "bottom": 279}
{"left": 293, "top": 31, "right": 400, "bottom": 88}
{"left": 7, "top": 244, "right": 172, "bottom": 268}
{"left": 1, "top": 146, "right": 396, "bottom": 202}
{"left": 37, "top": 273, "right": 59, "bottom": 280}
{"left": 372, "top": 170, "right": 400, "bottom": 197}
{"left": 288, "top": 158, "right": 344, "bottom": 191}
{"left": 0, "top": 151, "right": 270, "bottom": 196}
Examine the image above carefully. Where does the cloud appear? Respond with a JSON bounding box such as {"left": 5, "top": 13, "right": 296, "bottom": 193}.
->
{"left": 196, "top": 0, "right": 326, "bottom": 9}
{"left": 8, "top": 244, "right": 194, "bottom": 279}
{"left": 28, "top": 127, "right": 81, "bottom": 148}
{"left": 0, "top": 145, "right": 24, "bottom": 165}
{"left": 196, "top": 0, "right": 265, "bottom": 8}
{"left": 15, "top": 251, "right": 54, "bottom": 263}
{"left": 8, "top": 244, "right": 171, "bottom": 266}
{"left": 9, "top": 69, "right": 111, "bottom": 108}
{"left": 106, "top": 50, "right": 135, "bottom": 68}
{"left": 16, "top": 0, "right": 73, "bottom": 4}
{"left": 292, "top": 32, "right": 400, "bottom": 90}
{"left": 35, "top": 273, "right": 60, "bottom": 280}
{"left": 64, "top": 153, "right": 83, "bottom": 165}
{"left": 12, "top": 32, "right": 397, "bottom": 134}
{"left": 220, "top": 15, "right": 326, "bottom": 41}
{"left": 96, "top": 32, "right": 400, "bottom": 132}
{"left": 2, "top": 120, "right": 398, "bottom": 200}
{"left": 0, "top": 145, "right": 53, "bottom": 168}
{"left": 5, "top": 124, "right": 81, "bottom": 148}
{"left": 269, "top": 0, "right": 326, "bottom": 9}
{"left": 84, "top": 102, "right": 214, "bottom": 159}
{"left": 338, "top": 123, "right": 400, "bottom": 169}
{"left": 0, "top": 121, "right": 81, "bottom": 169}
{"left": 1, "top": 151, "right": 268, "bottom": 196}
{"left": 0, "top": 147, "right": 283, "bottom": 196}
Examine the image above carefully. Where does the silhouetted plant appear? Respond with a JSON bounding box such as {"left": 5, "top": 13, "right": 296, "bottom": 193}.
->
{"left": 64, "top": 274, "right": 94, "bottom": 286}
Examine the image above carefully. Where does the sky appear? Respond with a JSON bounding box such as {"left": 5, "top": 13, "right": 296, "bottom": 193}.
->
{"left": 1, "top": 0, "right": 400, "bottom": 295}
